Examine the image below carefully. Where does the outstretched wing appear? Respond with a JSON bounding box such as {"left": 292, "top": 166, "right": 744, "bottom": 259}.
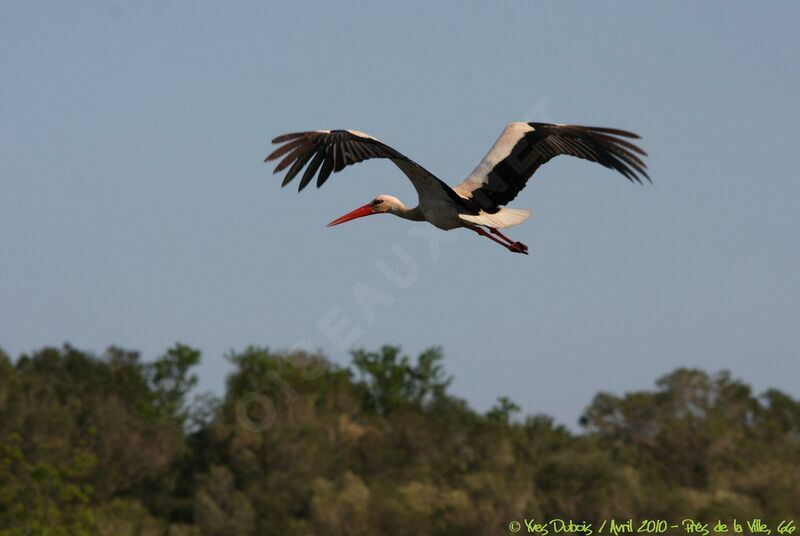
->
{"left": 453, "top": 122, "right": 649, "bottom": 213}
{"left": 265, "top": 130, "right": 461, "bottom": 206}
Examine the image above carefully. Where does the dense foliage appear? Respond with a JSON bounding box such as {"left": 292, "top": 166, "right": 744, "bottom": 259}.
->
{"left": 1, "top": 344, "right": 798, "bottom": 535}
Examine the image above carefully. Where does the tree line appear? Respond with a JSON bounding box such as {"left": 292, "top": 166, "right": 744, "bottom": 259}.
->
{"left": 1, "top": 343, "right": 798, "bottom": 535}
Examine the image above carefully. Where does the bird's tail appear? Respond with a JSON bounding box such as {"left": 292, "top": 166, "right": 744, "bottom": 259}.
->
{"left": 459, "top": 208, "right": 532, "bottom": 229}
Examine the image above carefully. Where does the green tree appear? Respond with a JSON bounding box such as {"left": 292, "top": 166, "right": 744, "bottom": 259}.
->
{"left": 352, "top": 345, "right": 452, "bottom": 415}
{"left": 3, "top": 342, "right": 800, "bottom": 532}
{"left": 0, "top": 434, "right": 95, "bottom": 535}
{"left": 146, "top": 343, "right": 202, "bottom": 426}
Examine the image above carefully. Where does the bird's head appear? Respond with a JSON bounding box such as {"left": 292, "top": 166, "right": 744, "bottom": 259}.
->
{"left": 327, "top": 195, "right": 403, "bottom": 226}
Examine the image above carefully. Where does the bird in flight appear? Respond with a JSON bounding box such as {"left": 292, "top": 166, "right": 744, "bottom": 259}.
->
{"left": 265, "top": 122, "right": 648, "bottom": 255}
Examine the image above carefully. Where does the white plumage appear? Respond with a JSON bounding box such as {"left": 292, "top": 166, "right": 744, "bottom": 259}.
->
{"left": 459, "top": 208, "right": 532, "bottom": 229}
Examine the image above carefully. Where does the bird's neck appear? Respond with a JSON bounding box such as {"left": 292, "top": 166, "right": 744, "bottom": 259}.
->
{"left": 391, "top": 204, "right": 424, "bottom": 222}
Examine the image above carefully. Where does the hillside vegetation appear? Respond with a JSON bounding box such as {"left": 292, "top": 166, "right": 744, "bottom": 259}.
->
{"left": 1, "top": 344, "right": 798, "bottom": 535}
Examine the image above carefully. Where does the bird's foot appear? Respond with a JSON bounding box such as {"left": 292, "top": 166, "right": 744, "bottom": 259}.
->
{"left": 509, "top": 242, "right": 529, "bottom": 255}
{"left": 489, "top": 228, "right": 528, "bottom": 253}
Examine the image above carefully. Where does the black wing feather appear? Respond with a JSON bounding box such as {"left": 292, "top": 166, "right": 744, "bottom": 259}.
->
{"left": 456, "top": 122, "right": 649, "bottom": 212}
{"left": 298, "top": 151, "right": 325, "bottom": 191}
{"left": 266, "top": 130, "right": 411, "bottom": 190}
{"left": 264, "top": 130, "right": 460, "bottom": 203}
{"left": 316, "top": 148, "right": 335, "bottom": 189}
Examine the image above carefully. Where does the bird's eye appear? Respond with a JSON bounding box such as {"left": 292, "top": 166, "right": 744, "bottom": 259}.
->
{"left": 372, "top": 199, "right": 383, "bottom": 206}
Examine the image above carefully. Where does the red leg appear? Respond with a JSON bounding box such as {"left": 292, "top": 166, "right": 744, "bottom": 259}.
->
{"left": 489, "top": 228, "right": 529, "bottom": 253}
{"left": 469, "top": 226, "right": 528, "bottom": 254}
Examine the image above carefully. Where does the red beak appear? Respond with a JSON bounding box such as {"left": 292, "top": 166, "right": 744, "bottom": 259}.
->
{"left": 326, "top": 204, "right": 376, "bottom": 227}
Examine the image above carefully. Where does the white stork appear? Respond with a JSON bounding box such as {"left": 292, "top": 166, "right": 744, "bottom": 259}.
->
{"left": 265, "top": 122, "right": 649, "bottom": 254}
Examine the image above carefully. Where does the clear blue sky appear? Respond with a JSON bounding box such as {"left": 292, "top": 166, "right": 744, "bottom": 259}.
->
{"left": 2, "top": 1, "right": 798, "bottom": 427}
